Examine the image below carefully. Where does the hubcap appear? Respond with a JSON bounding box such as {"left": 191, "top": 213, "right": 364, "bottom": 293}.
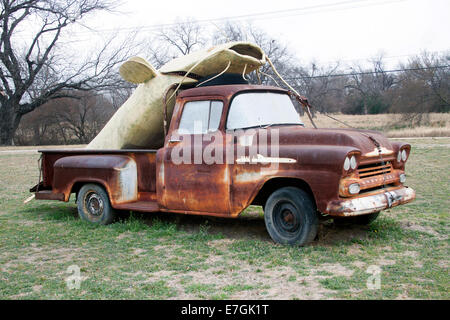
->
{"left": 281, "top": 209, "right": 295, "bottom": 228}
{"left": 274, "top": 202, "right": 301, "bottom": 235}
{"left": 86, "top": 192, "right": 104, "bottom": 216}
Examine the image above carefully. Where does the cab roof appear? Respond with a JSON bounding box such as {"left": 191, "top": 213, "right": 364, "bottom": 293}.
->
{"left": 177, "top": 84, "right": 288, "bottom": 99}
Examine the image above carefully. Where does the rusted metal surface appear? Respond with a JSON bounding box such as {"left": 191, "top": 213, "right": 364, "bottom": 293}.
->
{"left": 326, "top": 186, "right": 416, "bottom": 216}
{"left": 176, "top": 84, "right": 285, "bottom": 99}
{"left": 32, "top": 84, "right": 415, "bottom": 218}
{"left": 36, "top": 151, "right": 158, "bottom": 209}
{"left": 35, "top": 190, "right": 65, "bottom": 201}
{"left": 52, "top": 155, "right": 138, "bottom": 205}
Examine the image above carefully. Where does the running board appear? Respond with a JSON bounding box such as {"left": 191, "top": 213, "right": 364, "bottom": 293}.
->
{"left": 113, "top": 201, "right": 159, "bottom": 213}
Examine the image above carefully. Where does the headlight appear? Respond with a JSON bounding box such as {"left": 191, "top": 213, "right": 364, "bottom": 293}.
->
{"left": 350, "top": 156, "right": 357, "bottom": 170}
{"left": 401, "top": 149, "right": 407, "bottom": 161}
{"left": 343, "top": 157, "right": 350, "bottom": 171}
{"left": 399, "top": 173, "right": 406, "bottom": 183}
{"left": 349, "top": 183, "right": 360, "bottom": 195}
{"left": 344, "top": 156, "right": 357, "bottom": 171}
{"left": 398, "top": 149, "right": 408, "bottom": 162}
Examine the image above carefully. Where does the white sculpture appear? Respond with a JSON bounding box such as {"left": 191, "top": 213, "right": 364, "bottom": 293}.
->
{"left": 87, "top": 42, "right": 267, "bottom": 149}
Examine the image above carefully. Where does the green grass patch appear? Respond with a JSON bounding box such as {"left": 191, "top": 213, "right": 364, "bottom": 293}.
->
{"left": 0, "top": 138, "right": 448, "bottom": 299}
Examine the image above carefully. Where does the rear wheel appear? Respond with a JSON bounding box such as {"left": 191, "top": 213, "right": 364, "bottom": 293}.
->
{"left": 264, "top": 187, "right": 318, "bottom": 246}
{"left": 77, "top": 183, "right": 116, "bottom": 225}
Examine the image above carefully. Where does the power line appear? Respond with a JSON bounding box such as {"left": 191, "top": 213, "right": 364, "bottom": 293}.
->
{"left": 285, "top": 65, "right": 450, "bottom": 80}
{"left": 10, "top": 0, "right": 430, "bottom": 70}
{"left": 317, "top": 52, "right": 438, "bottom": 65}
{"left": 11, "top": 0, "right": 412, "bottom": 61}
{"left": 69, "top": 0, "right": 406, "bottom": 35}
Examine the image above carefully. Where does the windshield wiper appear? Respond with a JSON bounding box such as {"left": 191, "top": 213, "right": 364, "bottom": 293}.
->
{"left": 228, "top": 123, "right": 305, "bottom": 131}
{"left": 261, "top": 123, "right": 305, "bottom": 129}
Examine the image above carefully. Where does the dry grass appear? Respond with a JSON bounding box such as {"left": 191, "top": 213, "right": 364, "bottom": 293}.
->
{"left": 312, "top": 113, "right": 450, "bottom": 137}
{"left": 387, "top": 127, "right": 450, "bottom": 138}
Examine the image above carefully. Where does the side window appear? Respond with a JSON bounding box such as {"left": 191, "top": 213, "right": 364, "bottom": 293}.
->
{"left": 178, "top": 100, "right": 223, "bottom": 134}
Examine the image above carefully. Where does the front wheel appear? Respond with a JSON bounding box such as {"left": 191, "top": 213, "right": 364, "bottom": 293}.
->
{"left": 264, "top": 187, "right": 318, "bottom": 246}
{"left": 77, "top": 183, "right": 116, "bottom": 225}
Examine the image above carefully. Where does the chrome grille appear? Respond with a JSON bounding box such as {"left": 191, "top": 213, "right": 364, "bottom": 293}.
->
{"left": 358, "top": 162, "right": 392, "bottom": 178}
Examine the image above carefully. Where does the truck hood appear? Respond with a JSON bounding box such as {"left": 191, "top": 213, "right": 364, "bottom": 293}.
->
{"left": 272, "top": 126, "right": 395, "bottom": 157}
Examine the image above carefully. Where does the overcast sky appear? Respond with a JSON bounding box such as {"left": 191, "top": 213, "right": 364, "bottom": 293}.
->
{"left": 73, "top": 0, "right": 449, "bottom": 69}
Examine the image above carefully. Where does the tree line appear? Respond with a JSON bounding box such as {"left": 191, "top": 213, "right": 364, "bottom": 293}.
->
{"left": 1, "top": 1, "right": 449, "bottom": 146}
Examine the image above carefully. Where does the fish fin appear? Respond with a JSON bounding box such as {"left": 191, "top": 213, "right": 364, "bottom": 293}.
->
{"left": 119, "top": 57, "right": 158, "bottom": 84}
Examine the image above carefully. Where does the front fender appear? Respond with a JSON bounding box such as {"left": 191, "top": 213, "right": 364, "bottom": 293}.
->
{"left": 231, "top": 145, "right": 361, "bottom": 214}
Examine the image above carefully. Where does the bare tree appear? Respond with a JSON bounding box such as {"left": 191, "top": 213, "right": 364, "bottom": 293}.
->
{"left": 212, "top": 21, "right": 295, "bottom": 86}
{"left": 15, "top": 101, "right": 61, "bottom": 145}
{"left": 141, "top": 18, "right": 207, "bottom": 69}
{"left": 159, "top": 18, "right": 206, "bottom": 55}
{"left": 17, "top": 91, "right": 115, "bottom": 145}
{"left": 401, "top": 52, "right": 449, "bottom": 112}
{"left": 388, "top": 51, "right": 450, "bottom": 125}
{"left": 0, "top": 0, "right": 131, "bottom": 145}
{"left": 344, "top": 55, "right": 393, "bottom": 114}
{"left": 53, "top": 92, "right": 115, "bottom": 144}
{"left": 288, "top": 62, "right": 342, "bottom": 114}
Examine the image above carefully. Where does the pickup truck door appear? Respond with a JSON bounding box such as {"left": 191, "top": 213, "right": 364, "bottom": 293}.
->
{"left": 161, "top": 99, "right": 230, "bottom": 214}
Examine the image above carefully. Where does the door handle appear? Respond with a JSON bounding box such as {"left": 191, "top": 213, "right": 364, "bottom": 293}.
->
{"left": 169, "top": 138, "right": 181, "bottom": 143}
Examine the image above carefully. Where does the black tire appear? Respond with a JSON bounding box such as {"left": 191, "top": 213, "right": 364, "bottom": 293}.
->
{"left": 334, "top": 211, "right": 380, "bottom": 225}
{"left": 77, "top": 183, "right": 116, "bottom": 225}
{"left": 264, "top": 187, "right": 318, "bottom": 246}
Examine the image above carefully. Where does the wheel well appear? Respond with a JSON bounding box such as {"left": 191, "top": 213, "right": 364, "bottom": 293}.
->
{"left": 251, "top": 178, "right": 316, "bottom": 208}
{"left": 70, "top": 181, "right": 108, "bottom": 202}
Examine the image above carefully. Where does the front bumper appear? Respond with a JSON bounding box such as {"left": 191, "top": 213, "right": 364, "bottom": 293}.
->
{"left": 326, "top": 186, "right": 416, "bottom": 217}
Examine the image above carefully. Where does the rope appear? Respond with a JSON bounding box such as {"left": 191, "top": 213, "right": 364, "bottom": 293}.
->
{"left": 320, "top": 112, "right": 355, "bottom": 129}
{"left": 266, "top": 57, "right": 317, "bottom": 129}
{"left": 196, "top": 61, "right": 232, "bottom": 87}
{"left": 266, "top": 57, "right": 300, "bottom": 97}
{"left": 259, "top": 71, "right": 279, "bottom": 86}
{"left": 242, "top": 63, "right": 249, "bottom": 81}
{"left": 361, "top": 133, "right": 389, "bottom": 192}
{"left": 256, "top": 68, "right": 262, "bottom": 84}
{"left": 166, "top": 54, "right": 213, "bottom": 103}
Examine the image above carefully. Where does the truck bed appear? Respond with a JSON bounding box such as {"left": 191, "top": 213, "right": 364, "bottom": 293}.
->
{"left": 32, "top": 149, "right": 160, "bottom": 211}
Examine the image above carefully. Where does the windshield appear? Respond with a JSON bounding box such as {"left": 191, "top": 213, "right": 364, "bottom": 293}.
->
{"left": 226, "top": 92, "right": 304, "bottom": 130}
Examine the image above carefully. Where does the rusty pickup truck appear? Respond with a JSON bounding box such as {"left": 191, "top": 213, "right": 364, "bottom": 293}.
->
{"left": 30, "top": 84, "right": 416, "bottom": 246}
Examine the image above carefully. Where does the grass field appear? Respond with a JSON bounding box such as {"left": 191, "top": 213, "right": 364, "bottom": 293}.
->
{"left": 313, "top": 112, "right": 450, "bottom": 138}
{"left": 0, "top": 137, "right": 449, "bottom": 300}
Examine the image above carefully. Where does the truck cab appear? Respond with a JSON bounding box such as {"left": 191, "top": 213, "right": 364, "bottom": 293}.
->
{"left": 31, "top": 84, "right": 416, "bottom": 246}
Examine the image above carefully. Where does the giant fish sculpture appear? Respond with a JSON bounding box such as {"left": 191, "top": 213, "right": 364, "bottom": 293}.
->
{"left": 87, "top": 42, "right": 267, "bottom": 149}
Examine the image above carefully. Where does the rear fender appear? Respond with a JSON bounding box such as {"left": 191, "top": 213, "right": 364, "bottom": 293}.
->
{"left": 52, "top": 155, "right": 138, "bottom": 205}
